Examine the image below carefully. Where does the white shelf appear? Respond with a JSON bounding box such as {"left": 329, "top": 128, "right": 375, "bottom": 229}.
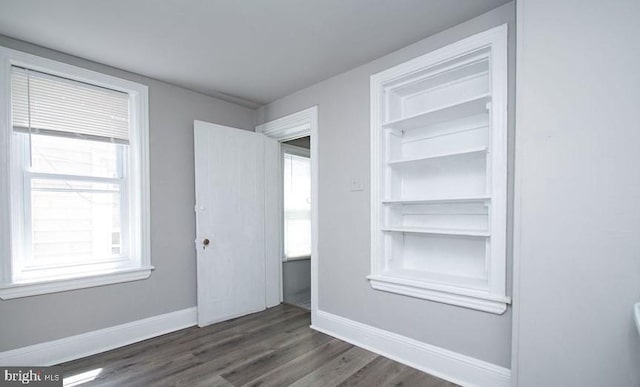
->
{"left": 380, "top": 268, "right": 488, "bottom": 291}
{"left": 381, "top": 196, "right": 490, "bottom": 205}
{"left": 381, "top": 227, "right": 489, "bottom": 237}
{"left": 382, "top": 93, "right": 490, "bottom": 131}
{"left": 367, "top": 274, "right": 510, "bottom": 314}
{"left": 370, "top": 24, "right": 508, "bottom": 314}
{"left": 387, "top": 146, "right": 487, "bottom": 166}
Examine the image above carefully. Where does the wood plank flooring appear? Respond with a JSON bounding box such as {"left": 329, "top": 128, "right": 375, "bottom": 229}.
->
{"left": 58, "top": 304, "right": 458, "bottom": 387}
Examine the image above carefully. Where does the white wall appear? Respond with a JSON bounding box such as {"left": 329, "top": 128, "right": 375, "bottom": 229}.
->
{"left": 257, "top": 3, "right": 515, "bottom": 367}
{"left": 0, "top": 35, "right": 256, "bottom": 352}
{"left": 513, "top": 0, "right": 640, "bottom": 385}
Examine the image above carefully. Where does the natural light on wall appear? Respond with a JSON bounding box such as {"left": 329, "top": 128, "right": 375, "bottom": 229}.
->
{"left": 283, "top": 152, "right": 311, "bottom": 259}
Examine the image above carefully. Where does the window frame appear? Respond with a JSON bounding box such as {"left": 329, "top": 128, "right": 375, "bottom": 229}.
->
{"left": 281, "top": 143, "right": 311, "bottom": 261}
{"left": 0, "top": 46, "right": 152, "bottom": 299}
{"left": 13, "top": 135, "right": 131, "bottom": 279}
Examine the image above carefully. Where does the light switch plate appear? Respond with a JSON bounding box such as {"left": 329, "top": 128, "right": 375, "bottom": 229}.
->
{"left": 350, "top": 177, "right": 364, "bottom": 191}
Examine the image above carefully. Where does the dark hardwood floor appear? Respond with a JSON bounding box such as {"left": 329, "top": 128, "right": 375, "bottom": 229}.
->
{"left": 58, "top": 304, "right": 458, "bottom": 386}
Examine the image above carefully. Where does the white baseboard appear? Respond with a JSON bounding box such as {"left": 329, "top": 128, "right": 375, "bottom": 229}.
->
{"left": 0, "top": 307, "right": 197, "bottom": 366}
{"left": 311, "top": 310, "right": 511, "bottom": 387}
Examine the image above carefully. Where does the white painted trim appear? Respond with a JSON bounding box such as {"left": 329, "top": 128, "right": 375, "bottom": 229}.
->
{"left": 0, "top": 267, "right": 153, "bottom": 300}
{"left": 367, "top": 275, "right": 509, "bottom": 314}
{"left": 256, "top": 107, "right": 313, "bottom": 141}
{"left": 0, "top": 46, "right": 13, "bottom": 287}
{"left": 0, "top": 46, "right": 148, "bottom": 95}
{"left": 256, "top": 106, "right": 318, "bottom": 325}
{"left": 369, "top": 25, "right": 509, "bottom": 313}
{"left": 312, "top": 310, "right": 510, "bottom": 387}
{"left": 0, "top": 45, "right": 151, "bottom": 296}
{"left": 0, "top": 307, "right": 197, "bottom": 366}
{"left": 370, "top": 25, "right": 507, "bottom": 85}
{"left": 511, "top": 2, "right": 525, "bottom": 385}
{"left": 263, "top": 134, "right": 281, "bottom": 309}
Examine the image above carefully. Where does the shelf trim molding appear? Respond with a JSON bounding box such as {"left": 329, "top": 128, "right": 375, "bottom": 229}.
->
{"left": 381, "top": 93, "right": 490, "bottom": 130}
{"left": 369, "top": 24, "right": 509, "bottom": 314}
{"left": 368, "top": 275, "right": 510, "bottom": 314}
{"left": 387, "top": 146, "right": 487, "bottom": 166}
{"left": 382, "top": 195, "right": 490, "bottom": 204}
{"left": 381, "top": 227, "right": 489, "bottom": 237}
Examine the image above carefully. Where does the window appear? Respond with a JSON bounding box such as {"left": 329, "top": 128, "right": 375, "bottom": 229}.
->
{"left": 283, "top": 146, "right": 311, "bottom": 260}
{"left": 0, "top": 47, "right": 151, "bottom": 299}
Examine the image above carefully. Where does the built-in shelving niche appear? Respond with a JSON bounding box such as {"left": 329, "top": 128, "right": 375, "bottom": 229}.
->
{"left": 369, "top": 25, "right": 510, "bottom": 314}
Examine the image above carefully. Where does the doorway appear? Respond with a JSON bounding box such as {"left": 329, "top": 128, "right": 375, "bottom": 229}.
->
{"left": 255, "top": 106, "right": 318, "bottom": 324}
{"left": 281, "top": 137, "right": 311, "bottom": 310}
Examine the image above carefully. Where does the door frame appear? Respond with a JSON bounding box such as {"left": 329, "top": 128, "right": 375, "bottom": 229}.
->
{"left": 256, "top": 106, "right": 318, "bottom": 325}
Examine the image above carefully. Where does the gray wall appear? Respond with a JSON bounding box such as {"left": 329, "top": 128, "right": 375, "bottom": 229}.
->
{"left": 0, "top": 35, "right": 256, "bottom": 352}
{"left": 283, "top": 136, "right": 310, "bottom": 150}
{"left": 283, "top": 259, "right": 311, "bottom": 306}
{"left": 257, "top": 3, "right": 515, "bottom": 367}
{"left": 513, "top": 0, "right": 640, "bottom": 385}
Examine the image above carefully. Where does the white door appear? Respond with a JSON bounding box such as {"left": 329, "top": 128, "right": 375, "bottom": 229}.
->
{"left": 194, "top": 121, "right": 279, "bottom": 327}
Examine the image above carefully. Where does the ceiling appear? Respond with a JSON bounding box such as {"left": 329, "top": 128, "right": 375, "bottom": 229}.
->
{"left": 0, "top": 0, "right": 509, "bottom": 108}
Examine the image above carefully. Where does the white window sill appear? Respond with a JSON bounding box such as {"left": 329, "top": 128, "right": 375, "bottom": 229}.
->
{"left": 367, "top": 274, "right": 510, "bottom": 315}
{"left": 283, "top": 255, "right": 311, "bottom": 262}
{"left": 0, "top": 266, "right": 154, "bottom": 300}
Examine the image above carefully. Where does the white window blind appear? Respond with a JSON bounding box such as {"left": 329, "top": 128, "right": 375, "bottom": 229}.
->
{"left": 11, "top": 66, "right": 130, "bottom": 144}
